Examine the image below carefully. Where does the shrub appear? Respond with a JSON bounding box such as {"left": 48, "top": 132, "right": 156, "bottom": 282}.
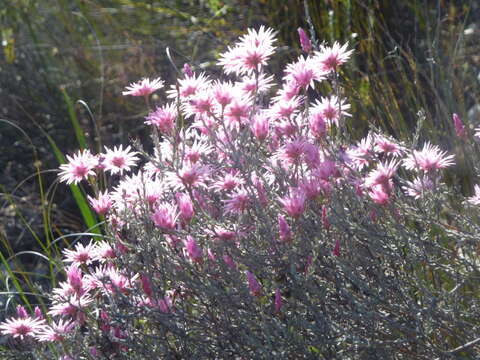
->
{"left": 1, "top": 26, "right": 479, "bottom": 359}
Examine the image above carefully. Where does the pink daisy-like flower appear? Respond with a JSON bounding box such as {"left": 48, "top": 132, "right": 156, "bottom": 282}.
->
{"left": 250, "top": 112, "right": 270, "bottom": 141}
{"left": 63, "top": 240, "right": 96, "bottom": 266}
{"left": 87, "top": 191, "right": 112, "bottom": 215}
{"left": 212, "top": 80, "right": 236, "bottom": 107}
{"left": 0, "top": 316, "right": 45, "bottom": 340}
{"left": 59, "top": 149, "right": 97, "bottom": 185}
{"left": 48, "top": 295, "right": 92, "bottom": 322}
{"left": 270, "top": 95, "right": 303, "bottom": 119}
{"left": 145, "top": 103, "right": 178, "bottom": 134}
{"left": 279, "top": 189, "right": 306, "bottom": 218}
{"left": 213, "top": 169, "right": 244, "bottom": 192}
{"left": 310, "top": 96, "right": 351, "bottom": 127}
{"left": 284, "top": 56, "right": 326, "bottom": 91}
{"left": 166, "top": 164, "right": 210, "bottom": 191}
{"left": 167, "top": 72, "right": 210, "bottom": 99}
{"left": 224, "top": 189, "right": 250, "bottom": 214}
{"left": 236, "top": 73, "right": 274, "bottom": 96}
{"left": 314, "top": 42, "right": 353, "bottom": 73}
{"left": 103, "top": 145, "right": 139, "bottom": 175}
{"left": 374, "top": 134, "right": 405, "bottom": 157}
{"left": 369, "top": 184, "right": 390, "bottom": 205}
{"left": 364, "top": 159, "right": 399, "bottom": 188}
{"left": 219, "top": 26, "right": 276, "bottom": 75}
{"left": 403, "top": 142, "right": 455, "bottom": 173}
{"left": 402, "top": 176, "right": 434, "bottom": 199}
{"left": 93, "top": 241, "right": 116, "bottom": 262}
{"left": 35, "top": 319, "right": 75, "bottom": 342}
{"left": 467, "top": 184, "right": 480, "bottom": 205}
{"left": 122, "top": 77, "right": 164, "bottom": 97}
{"left": 224, "top": 97, "right": 252, "bottom": 127}
{"left": 276, "top": 138, "right": 308, "bottom": 168}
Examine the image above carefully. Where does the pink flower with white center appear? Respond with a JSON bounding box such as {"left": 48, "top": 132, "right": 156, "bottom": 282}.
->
{"left": 186, "top": 91, "right": 216, "bottom": 117}
{"left": 374, "top": 135, "right": 405, "bottom": 157}
{"left": 245, "top": 270, "right": 262, "bottom": 296}
{"left": 63, "top": 240, "right": 95, "bottom": 266}
{"left": 284, "top": 56, "right": 326, "bottom": 91}
{"left": 176, "top": 192, "right": 194, "bottom": 223}
{"left": 152, "top": 203, "right": 178, "bottom": 230}
{"left": 224, "top": 98, "right": 251, "bottom": 127}
{"left": 402, "top": 176, "right": 434, "bottom": 199}
{"left": 103, "top": 145, "right": 139, "bottom": 175}
{"left": 278, "top": 214, "right": 292, "bottom": 242}
{"left": 347, "top": 134, "right": 376, "bottom": 170}
{"left": 183, "top": 137, "right": 214, "bottom": 164}
{"left": 369, "top": 184, "right": 390, "bottom": 205}
{"left": 145, "top": 103, "right": 177, "bottom": 134}
{"left": 314, "top": 42, "right": 353, "bottom": 73}
{"left": 452, "top": 113, "right": 466, "bottom": 139}
{"left": 0, "top": 316, "right": 45, "bottom": 340}
{"left": 298, "top": 28, "right": 312, "bottom": 53}
{"left": 122, "top": 77, "right": 164, "bottom": 97}
{"left": 93, "top": 241, "right": 116, "bottom": 262}
{"left": 35, "top": 319, "right": 75, "bottom": 342}
{"left": 364, "top": 159, "right": 399, "bottom": 188}
{"left": 167, "top": 72, "right": 211, "bottom": 99}
{"left": 310, "top": 96, "right": 351, "bottom": 127}
{"left": 87, "top": 191, "right": 112, "bottom": 215}
{"left": 59, "top": 149, "right": 97, "bottom": 184}
{"left": 213, "top": 170, "right": 244, "bottom": 192}
{"left": 184, "top": 236, "right": 203, "bottom": 263}
{"left": 403, "top": 142, "right": 455, "bottom": 173}
{"left": 277, "top": 138, "right": 307, "bottom": 168}
{"left": 250, "top": 112, "right": 270, "bottom": 141}
{"left": 224, "top": 189, "right": 250, "bottom": 214}
{"left": 467, "top": 184, "right": 480, "bottom": 205}
{"left": 236, "top": 73, "right": 274, "bottom": 96}
{"left": 279, "top": 189, "right": 306, "bottom": 218}
{"left": 219, "top": 26, "right": 276, "bottom": 75}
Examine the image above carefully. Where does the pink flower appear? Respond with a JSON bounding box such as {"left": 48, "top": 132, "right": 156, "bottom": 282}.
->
{"left": 224, "top": 98, "right": 251, "bottom": 127}
{"left": 374, "top": 135, "right": 404, "bottom": 157}
{"left": 218, "top": 26, "right": 276, "bottom": 75}
{"left": 364, "top": 159, "right": 399, "bottom": 188}
{"left": 277, "top": 138, "right": 307, "bottom": 168}
{"left": 297, "top": 27, "right": 312, "bottom": 53}
{"left": 279, "top": 189, "right": 306, "bottom": 218}
{"left": 250, "top": 113, "right": 270, "bottom": 141}
{"left": 369, "top": 184, "right": 390, "bottom": 205}
{"left": 63, "top": 240, "right": 96, "bottom": 266}
{"left": 278, "top": 215, "right": 292, "bottom": 242}
{"left": 88, "top": 191, "right": 112, "bottom": 215}
{"left": 224, "top": 189, "right": 250, "bottom": 214}
{"left": 35, "top": 319, "right": 75, "bottom": 342}
{"left": 403, "top": 142, "right": 455, "bottom": 173}
{"left": 309, "top": 111, "right": 326, "bottom": 138}
{"left": 245, "top": 270, "right": 262, "bottom": 296}
{"left": 59, "top": 149, "right": 97, "bottom": 184}
{"left": 402, "top": 176, "right": 434, "bottom": 199}
{"left": 184, "top": 236, "right": 203, "bottom": 263}
{"left": 314, "top": 42, "right": 353, "bottom": 72}
{"left": 222, "top": 254, "right": 236, "bottom": 269}
{"left": 310, "top": 96, "right": 351, "bottom": 127}
{"left": 152, "top": 203, "right": 178, "bottom": 230}
{"left": 0, "top": 316, "right": 45, "bottom": 340}
{"left": 122, "top": 77, "right": 164, "bottom": 97}
{"left": 183, "top": 63, "right": 194, "bottom": 77}
{"left": 166, "top": 164, "right": 210, "bottom": 190}
{"left": 237, "top": 73, "right": 274, "bottom": 96}
{"left": 284, "top": 56, "right": 325, "bottom": 91}
{"left": 213, "top": 170, "right": 244, "bottom": 192}
{"left": 332, "top": 238, "right": 340, "bottom": 256}
{"left": 145, "top": 103, "right": 177, "bottom": 134}
{"left": 168, "top": 72, "right": 210, "bottom": 99}
{"left": 176, "top": 192, "right": 194, "bottom": 223}
{"left": 93, "top": 241, "right": 116, "bottom": 262}
{"left": 66, "top": 265, "right": 85, "bottom": 296}
{"left": 212, "top": 80, "right": 235, "bottom": 107}
{"left": 274, "top": 288, "right": 283, "bottom": 313}
{"left": 452, "top": 113, "right": 466, "bottom": 139}
{"left": 467, "top": 184, "right": 480, "bottom": 205}
{"left": 103, "top": 145, "right": 139, "bottom": 175}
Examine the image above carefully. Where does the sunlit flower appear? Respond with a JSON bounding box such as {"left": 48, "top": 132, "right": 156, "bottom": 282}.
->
{"left": 63, "top": 240, "right": 96, "bottom": 266}
{"left": 224, "top": 189, "right": 250, "bottom": 214}
{"left": 284, "top": 56, "right": 326, "bottom": 91}
{"left": 168, "top": 73, "right": 210, "bottom": 99}
{"left": 374, "top": 134, "right": 405, "bottom": 157}
{"left": 122, "top": 77, "right": 164, "bottom": 97}
{"left": 59, "top": 149, "right": 97, "bottom": 184}
{"left": 87, "top": 191, "right": 112, "bottom": 215}
{"left": 103, "top": 145, "right": 139, "bottom": 175}
{"left": 145, "top": 103, "right": 178, "bottom": 134}
{"left": 467, "top": 184, "right": 480, "bottom": 205}
{"left": 364, "top": 159, "right": 399, "bottom": 188}
{"left": 297, "top": 27, "right": 312, "bottom": 53}
{"left": 310, "top": 96, "right": 351, "bottom": 127}
{"left": 402, "top": 176, "right": 434, "bottom": 199}
{"left": 35, "top": 319, "right": 75, "bottom": 342}
{"left": 403, "top": 142, "right": 455, "bottom": 172}
{"left": 279, "top": 189, "right": 306, "bottom": 218}
{"left": 152, "top": 203, "right": 178, "bottom": 230}
{"left": 314, "top": 42, "right": 353, "bottom": 72}
{"left": 0, "top": 316, "right": 45, "bottom": 340}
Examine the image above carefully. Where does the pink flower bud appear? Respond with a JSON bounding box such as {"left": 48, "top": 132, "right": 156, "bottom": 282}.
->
{"left": 140, "top": 274, "right": 153, "bottom": 298}
{"left": 246, "top": 270, "right": 262, "bottom": 297}
{"left": 152, "top": 203, "right": 178, "bottom": 230}
{"left": 333, "top": 238, "right": 340, "bottom": 257}
{"left": 251, "top": 114, "right": 270, "bottom": 141}
{"left": 184, "top": 236, "right": 203, "bottom": 263}
{"left": 16, "top": 305, "right": 28, "bottom": 319}
{"left": 222, "top": 254, "right": 236, "bottom": 269}
{"left": 453, "top": 113, "right": 466, "bottom": 139}
{"left": 274, "top": 288, "right": 283, "bottom": 313}
{"left": 207, "top": 248, "right": 216, "bottom": 261}
{"left": 183, "top": 63, "right": 194, "bottom": 77}
{"left": 278, "top": 215, "right": 292, "bottom": 243}
{"left": 66, "top": 265, "right": 83, "bottom": 295}
{"left": 176, "top": 192, "right": 194, "bottom": 223}
{"left": 321, "top": 205, "right": 330, "bottom": 230}
{"left": 297, "top": 27, "right": 312, "bottom": 53}
{"left": 34, "top": 306, "right": 44, "bottom": 319}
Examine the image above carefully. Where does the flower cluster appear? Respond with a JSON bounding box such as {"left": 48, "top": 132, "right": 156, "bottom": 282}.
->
{"left": 3, "top": 26, "right": 479, "bottom": 359}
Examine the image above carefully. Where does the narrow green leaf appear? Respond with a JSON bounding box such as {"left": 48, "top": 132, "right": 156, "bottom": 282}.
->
{"left": 61, "top": 88, "right": 87, "bottom": 150}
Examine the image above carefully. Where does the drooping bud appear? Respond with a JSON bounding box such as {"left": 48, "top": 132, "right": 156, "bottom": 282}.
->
{"left": 245, "top": 270, "right": 262, "bottom": 297}
{"left": 297, "top": 27, "right": 312, "bottom": 53}
{"left": 453, "top": 113, "right": 466, "bottom": 139}
{"left": 278, "top": 215, "right": 292, "bottom": 243}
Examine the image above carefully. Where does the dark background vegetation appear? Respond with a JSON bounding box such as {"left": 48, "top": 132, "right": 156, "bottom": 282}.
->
{"left": 0, "top": 0, "right": 479, "bottom": 311}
